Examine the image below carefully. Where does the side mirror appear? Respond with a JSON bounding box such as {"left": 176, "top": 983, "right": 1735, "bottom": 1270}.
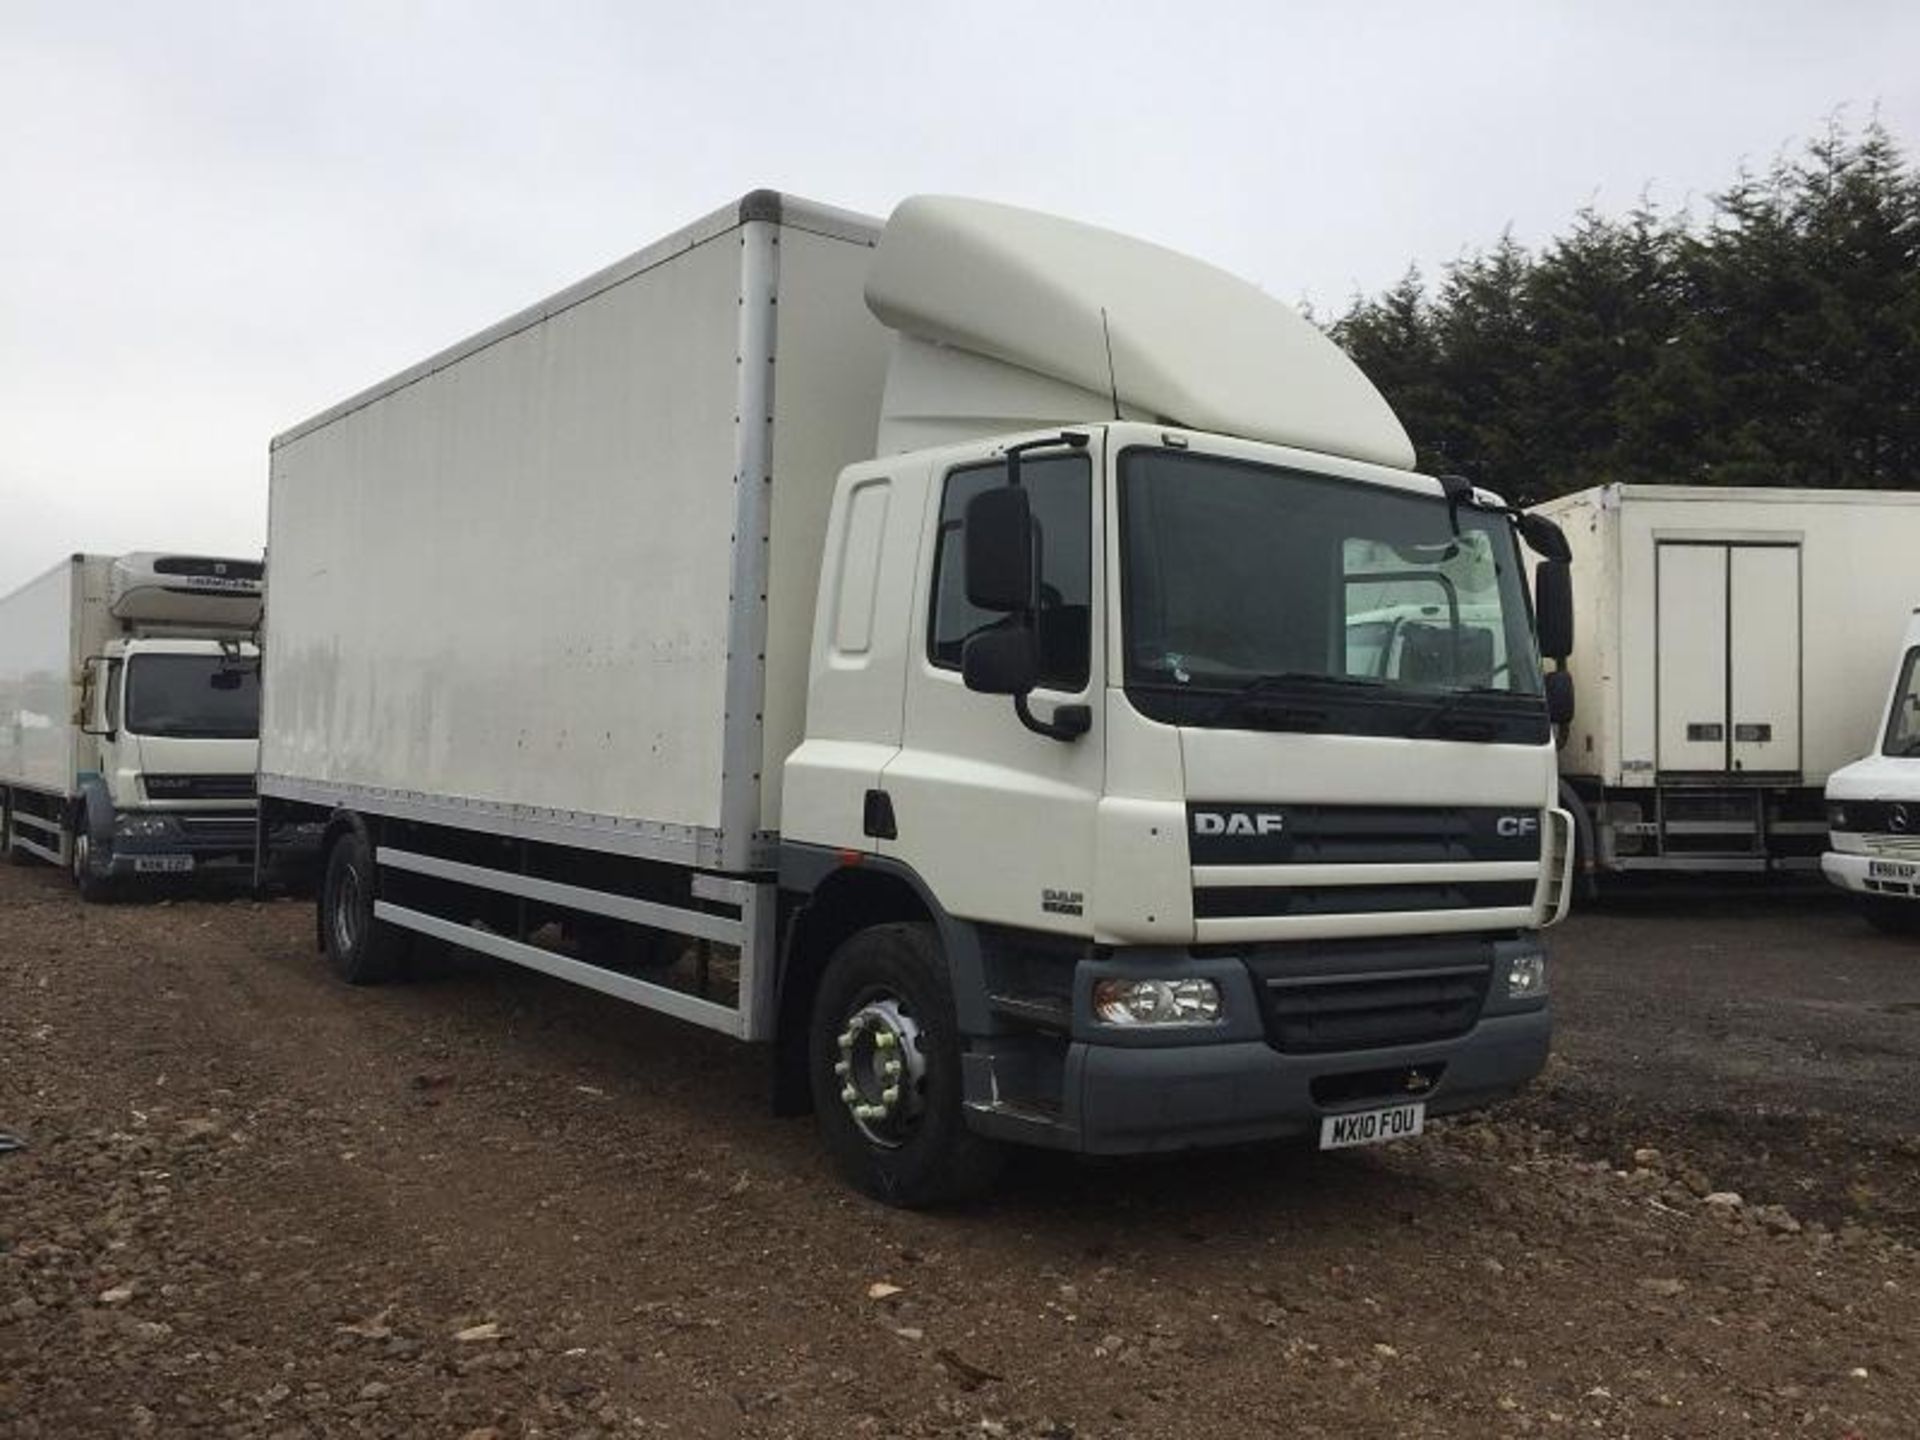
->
{"left": 1545, "top": 669, "right": 1575, "bottom": 727}
{"left": 1535, "top": 560, "right": 1573, "bottom": 662}
{"left": 962, "top": 626, "right": 1040, "bottom": 696}
{"left": 1518, "top": 513, "right": 1572, "bottom": 562}
{"left": 964, "top": 486, "right": 1036, "bottom": 613}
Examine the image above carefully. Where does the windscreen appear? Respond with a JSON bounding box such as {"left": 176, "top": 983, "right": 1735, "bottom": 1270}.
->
{"left": 1883, "top": 648, "right": 1920, "bottom": 757}
{"left": 124, "top": 655, "right": 260, "bottom": 740}
{"left": 1119, "top": 447, "right": 1547, "bottom": 742}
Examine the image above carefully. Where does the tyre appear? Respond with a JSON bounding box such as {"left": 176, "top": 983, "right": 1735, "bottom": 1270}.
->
{"left": 320, "top": 828, "right": 408, "bottom": 984}
{"left": 70, "top": 824, "right": 115, "bottom": 903}
{"left": 808, "top": 923, "right": 1004, "bottom": 1208}
{"left": 1861, "top": 897, "right": 1920, "bottom": 936}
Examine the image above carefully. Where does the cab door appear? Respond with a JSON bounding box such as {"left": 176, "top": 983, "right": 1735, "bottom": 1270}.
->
{"left": 878, "top": 436, "right": 1106, "bottom": 935}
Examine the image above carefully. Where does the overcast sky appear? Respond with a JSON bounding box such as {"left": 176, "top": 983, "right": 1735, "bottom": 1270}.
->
{"left": 3, "top": 1, "right": 1916, "bottom": 594}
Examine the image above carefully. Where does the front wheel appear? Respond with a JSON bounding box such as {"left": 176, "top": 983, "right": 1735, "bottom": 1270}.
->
{"left": 70, "top": 825, "right": 114, "bottom": 903}
{"left": 808, "top": 923, "right": 1004, "bottom": 1208}
{"left": 320, "top": 828, "right": 408, "bottom": 984}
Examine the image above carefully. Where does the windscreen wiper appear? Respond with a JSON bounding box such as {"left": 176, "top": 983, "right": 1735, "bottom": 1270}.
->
{"left": 1207, "top": 672, "right": 1385, "bottom": 727}
{"left": 1408, "top": 686, "right": 1513, "bottom": 740}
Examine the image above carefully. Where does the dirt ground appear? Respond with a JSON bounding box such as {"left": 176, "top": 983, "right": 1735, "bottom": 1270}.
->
{"left": 1, "top": 863, "right": 1915, "bottom": 1438}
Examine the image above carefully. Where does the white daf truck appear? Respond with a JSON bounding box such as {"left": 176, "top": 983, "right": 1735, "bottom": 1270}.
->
{"left": 259, "top": 191, "right": 1576, "bottom": 1204}
{"left": 0, "top": 552, "right": 265, "bottom": 898}
{"left": 1825, "top": 609, "right": 1920, "bottom": 933}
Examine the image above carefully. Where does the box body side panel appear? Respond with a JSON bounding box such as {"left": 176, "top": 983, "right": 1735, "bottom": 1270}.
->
{"left": 0, "top": 558, "right": 109, "bottom": 797}
{"left": 263, "top": 231, "right": 750, "bottom": 831}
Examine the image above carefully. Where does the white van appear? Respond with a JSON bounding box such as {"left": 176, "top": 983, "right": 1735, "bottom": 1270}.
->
{"left": 1824, "top": 609, "right": 1920, "bottom": 933}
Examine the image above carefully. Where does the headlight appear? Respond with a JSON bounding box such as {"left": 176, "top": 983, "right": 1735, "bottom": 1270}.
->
{"left": 115, "top": 814, "right": 177, "bottom": 839}
{"left": 1506, "top": 952, "right": 1548, "bottom": 1000}
{"left": 1092, "top": 977, "right": 1223, "bottom": 1026}
{"left": 1826, "top": 801, "right": 1849, "bottom": 830}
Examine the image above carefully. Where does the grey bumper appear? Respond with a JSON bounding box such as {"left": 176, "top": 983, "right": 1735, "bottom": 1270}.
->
{"left": 1065, "top": 1009, "right": 1550, "bottom": 1154}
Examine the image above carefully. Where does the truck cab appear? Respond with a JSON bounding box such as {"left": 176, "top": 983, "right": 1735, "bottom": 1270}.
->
{"left": 75, "top": 633, "right": 262, "bottom": 894}
{"left": 1824, "top": 609, "right": 1920, "bottom": 933}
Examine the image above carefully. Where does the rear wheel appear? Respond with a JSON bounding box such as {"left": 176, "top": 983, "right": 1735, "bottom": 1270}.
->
{"left": 320, "top": 829, "right": 408, "bottom": 983}
{"left": 1861, "top": 897, "right": 1920, "bottom": 936}
{"left": 808, "top": 923, "right": 1004, "bottom": 1208}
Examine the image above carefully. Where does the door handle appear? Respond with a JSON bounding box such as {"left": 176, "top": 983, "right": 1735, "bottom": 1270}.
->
{"left": 1733, "top": 723, "right": 1772, "bottom": 743}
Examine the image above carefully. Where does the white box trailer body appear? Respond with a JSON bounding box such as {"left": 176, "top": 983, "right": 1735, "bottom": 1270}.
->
{"left": 263, "top": 191, "right": 1574, "bottom": 1204}
{"left": 1531, "top": 483, "right": 1920, "bottom": 876}
{"left": 0, "top": 557, "right": 107, "bottom": 807}
{"left": 1, "top": 553, "right": 265, "bottom": 885}
{"left": 263, "top": 197, "right": 889, "bottom": 870}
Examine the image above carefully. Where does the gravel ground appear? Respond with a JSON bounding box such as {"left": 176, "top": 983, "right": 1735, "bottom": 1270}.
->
{"left": 1, "top": 862, "right": 1916, "bottom": 1438}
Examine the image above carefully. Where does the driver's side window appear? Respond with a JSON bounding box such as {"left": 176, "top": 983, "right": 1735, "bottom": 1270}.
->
{"left": 927, "top": 454, "right": 1091, "bottom": 690}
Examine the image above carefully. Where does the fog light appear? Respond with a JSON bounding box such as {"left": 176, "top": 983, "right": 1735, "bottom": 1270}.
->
{"left": 1091, "top": 977, "right": 1222, "bottom": 1026}
{"left": 1506, "top": 952, "right": 1548, "bottom": 1000}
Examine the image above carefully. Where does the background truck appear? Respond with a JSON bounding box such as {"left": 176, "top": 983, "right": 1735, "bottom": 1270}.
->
{"left": 1824, "top": 607, "right": 1920, "bottom": 932}
{"left": 1, "top": 552, "right": 265, "bottom": 897}
{"left": 260, "top": 190, "right": 1576, "bottom": 1205}
{"left": 1530, "top": 484, "right": 1920, "bottom": 885}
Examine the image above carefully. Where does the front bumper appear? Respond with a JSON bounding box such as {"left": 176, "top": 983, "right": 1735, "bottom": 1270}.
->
{"left": 1068, "top": 1010, "right": 1550, "bottom": 1153}
{"left": 961, "top": 941, "right": 1552, "bottom": 1155}
{"left": 106, "top": 810, "right": 256, "bottom": 876}
{"left": 1822, "top": 849, "right": 1920, "bottom": 901}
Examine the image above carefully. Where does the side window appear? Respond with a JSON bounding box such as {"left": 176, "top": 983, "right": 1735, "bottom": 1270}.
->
{"left": 928, "top": 454, "right": 1091, "bottom": 690}
{"left": 103, "top": 661, "right": 123, "bottom": 729}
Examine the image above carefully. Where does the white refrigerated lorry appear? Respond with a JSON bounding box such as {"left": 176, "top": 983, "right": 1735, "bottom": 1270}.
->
{"left": 1530, "top": 484, "right": 1920, "bottom": 885}
{"left": 260, "top": 191, "right": 1576, "bottom": 1204}
{"left": 1824, "top": 609, "right": 1920, "bottom": 932}
{"left": 0, "top": 552, "right": 265, "bottom": 897}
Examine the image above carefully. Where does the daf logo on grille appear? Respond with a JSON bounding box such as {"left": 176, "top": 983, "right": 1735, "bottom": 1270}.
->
{"left": 1193, "top": 810, "right": 1284, "bottom": 837}
{"left": 1893, "top": 805, "right": 1911, "bottom": 834}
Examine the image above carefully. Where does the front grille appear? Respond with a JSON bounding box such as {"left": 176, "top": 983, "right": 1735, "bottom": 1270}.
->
{"left": 177, "top": 817, "right": 256, "bottom": 851}
{"left": 1195, "top": 881, "right": 1535, "bottom": 919}
{"left": 144, "top": 773, "right": 257, "bottom": 801}
{"left": 1244, "top": 936, "right": 1494, "bottom": 1053}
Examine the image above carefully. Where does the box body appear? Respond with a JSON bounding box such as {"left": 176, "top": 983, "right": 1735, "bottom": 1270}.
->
{"left": 1535, "top": 484, "right": 1920, "bottom": 790}
{"left": 260, "top": 195, "right": 890, "bottom": 870}
{"left": 0, "top": 557, "right": 112, "bottom": 799}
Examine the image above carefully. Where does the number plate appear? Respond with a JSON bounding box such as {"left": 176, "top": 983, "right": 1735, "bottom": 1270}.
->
{"left": 1319, "top": 1101, "right": 1426, "bottom": 1150}
{"left": 132, "top": 855, "right": 194, "bottom": 874}
{"left": 1869, "top": 860, "right": 1919, "bottom": 881}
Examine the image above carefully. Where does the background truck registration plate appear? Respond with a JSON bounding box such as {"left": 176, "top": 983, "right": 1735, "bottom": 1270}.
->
{"left": 133, "top": 856, "right": 195, "bottom": 874}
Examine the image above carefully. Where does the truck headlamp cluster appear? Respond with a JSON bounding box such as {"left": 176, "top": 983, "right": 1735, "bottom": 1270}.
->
{"left": 1092, "top": 977, "right": 1223, "bottom": 1027}
{"left": 1826, "top": 800, "right": 1850, "bottom": 830}
{"left": 1505, "top": 952, "right": 1548, "bottom": 1001}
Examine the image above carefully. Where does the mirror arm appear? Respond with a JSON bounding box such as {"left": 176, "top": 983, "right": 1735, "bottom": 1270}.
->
{"left": 1014, "top": 695, "right": 1091, "bottom": 742}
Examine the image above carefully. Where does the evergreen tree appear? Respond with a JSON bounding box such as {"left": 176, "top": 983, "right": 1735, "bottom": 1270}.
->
{"left": 1327, "top": 119, "right": 1920, "bottom": 497}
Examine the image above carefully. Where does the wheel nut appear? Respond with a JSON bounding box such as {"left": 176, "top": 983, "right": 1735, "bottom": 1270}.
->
{"left": 875, "top": 1031, "right": 897, "bottom": 1051}
{"left": 833, "top": 1060, "right": 850, "bottom": 1078}
{"left": 841, "top": 1086, "right": 858, "bottom": 1105}
{"left": 837, "top": 1030, "right": 855, "bottom": 1050}
{"left": 881, "top": 1086, "right": 900, "bottom": 1105}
